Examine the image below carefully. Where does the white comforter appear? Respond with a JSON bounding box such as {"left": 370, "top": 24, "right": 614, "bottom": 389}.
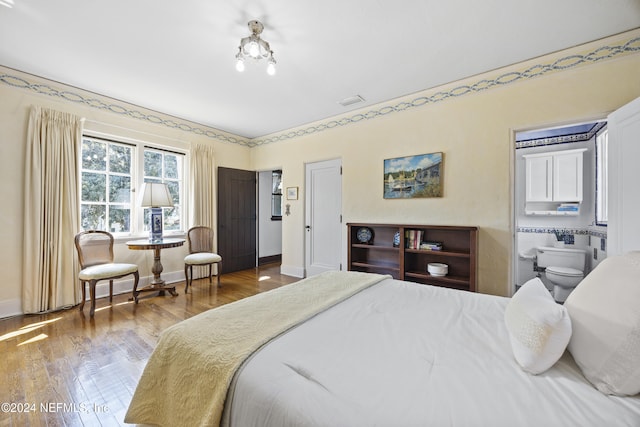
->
{"left": 224, "top": 278, "right": 640, "bottom": 427}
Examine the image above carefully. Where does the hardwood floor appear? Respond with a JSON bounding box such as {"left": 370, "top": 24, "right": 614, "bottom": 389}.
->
{"left": 0, "top": 264, "right": 298, "bottom": 427}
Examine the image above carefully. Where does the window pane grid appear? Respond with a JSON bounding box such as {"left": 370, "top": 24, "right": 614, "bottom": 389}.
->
{"left": 80, "top": 137, "right": 133, "bottom": 234}
{"left": 143, "top": 148, "right": 184, "bottom": 233}
{"left": 271, "top": 170, "right": 282, "bottom": 219}
{"left": 80, "top": 137, "right": 185, "bottom": 236}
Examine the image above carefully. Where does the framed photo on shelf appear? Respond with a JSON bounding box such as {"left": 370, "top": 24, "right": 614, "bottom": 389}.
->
{"left": 286, "top": 187, "right": 299, "bottom": 200}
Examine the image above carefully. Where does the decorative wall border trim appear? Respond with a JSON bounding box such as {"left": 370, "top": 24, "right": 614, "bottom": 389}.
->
{"left": 515, "top": 122, "right": 606, "bottom": 149}
{"left": 0, "top": 70, "right": 253, "bottom": 147}
{"left": 1, "top": 34, "right": 638, "bottom": 148}
{"left": 252, "top": 35, "right": 639, "bottom": 147}
{"left": 517, "top": 226, "right": 607, "bottom": 239}
{"left": 517, "top": 227, "right": 589, "bottom": 235}
{"left": 587, "top": 228, "right": 608, "bottom": 239}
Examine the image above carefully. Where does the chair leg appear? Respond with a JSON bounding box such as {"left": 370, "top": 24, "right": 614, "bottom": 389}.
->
{"left": 132, "top": 271, "right": 141, "bottom": 303}
{"left": 79, "top": 281, "right": 86, "bottom": 312}
{"left": 184, "top": 264, "right": 190, "bottom": 294}
{"left": 109, "top": 280, "right": 113, "bottom": 303}
{"left": 184, "top": 264, "right": 187, "bottom": 293}
{"left": 217, "top": 262, "right": 222, "bottom": 288}
{"left": 208, "top": 264, "right": 213, "bottom": 284}
{"left": 89, "top": 280, "right": 97, "bottom": 317}
{"left": 132, "top": 271, "right": 140, "bottom": 302}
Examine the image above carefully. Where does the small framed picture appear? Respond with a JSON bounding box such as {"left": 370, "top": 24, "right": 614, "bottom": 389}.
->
{"left": 286, "top": 187, "right": 298, "bottom": 200}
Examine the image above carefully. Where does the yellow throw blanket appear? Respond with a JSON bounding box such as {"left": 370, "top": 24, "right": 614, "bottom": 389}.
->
{"left": 124, "top": 271, "right": 389, "bottom": 427}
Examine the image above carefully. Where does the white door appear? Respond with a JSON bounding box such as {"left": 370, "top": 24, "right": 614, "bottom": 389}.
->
{"left": 608, "top": 96, "right": 640, "bottom": 256}
{"left": 305, "top": 158, "right": 342, "bottom": 276}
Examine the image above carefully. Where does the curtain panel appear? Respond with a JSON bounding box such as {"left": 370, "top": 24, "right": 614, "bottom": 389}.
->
{"left": 190, "top": 144, "right": 216, "bottom": 230}
{"left": 23, "top": 106, "right": 82, "bottom": 313}
{"left": 189, "top": 144, "right": 217, "bottom": 279}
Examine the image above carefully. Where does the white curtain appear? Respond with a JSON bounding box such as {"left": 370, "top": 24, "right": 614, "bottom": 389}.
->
{"left": 190, "top": 144, "right": 217, "bottom": 229}
{"left": 189, "top": 144, "right": 217, "bottom": 279}
{"left": 23, "top": 106, "right": 82, "bottom": 313}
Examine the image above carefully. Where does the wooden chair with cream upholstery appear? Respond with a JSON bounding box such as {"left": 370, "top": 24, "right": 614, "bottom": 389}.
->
{"left": 184, "top": 226, "right": 222, "bottom": 293}
{"left": 74, "top": 230, "right": 139, "bottom": 317}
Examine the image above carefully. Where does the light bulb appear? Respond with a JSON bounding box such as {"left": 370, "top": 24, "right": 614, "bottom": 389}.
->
{"left": 266, "top": 62, "right": 276, "bottom": 76}
{"left": 235, "top": 59, "right": 245, "bottom": 72}
{"left": 248, "top": 42, "right": 260, "bottom": 58}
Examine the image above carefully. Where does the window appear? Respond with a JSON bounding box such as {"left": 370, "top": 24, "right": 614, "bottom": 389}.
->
{"left": 271, "top": 170, "right": 282, "bottom": 220}
{"left": 80, "top": 135, "right": 186, "bottom": 236}
{"left": 595, "top": 127, "right": 608, "bottom": 225}
{"left": 81, "top": 137, "right": 133, "bottom": 233}
{"left": 143, "top": 148, "right": 184, "bottom": 233}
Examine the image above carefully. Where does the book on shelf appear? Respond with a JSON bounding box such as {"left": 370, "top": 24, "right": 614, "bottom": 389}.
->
{"left": 405, "top": 229, "right": 425, "bottom": 249}
{"left": 420, "top": 241, "right": 443, "bottom": 251}
{"left": 405, "top": 230, "right": 446, "bottom": 251}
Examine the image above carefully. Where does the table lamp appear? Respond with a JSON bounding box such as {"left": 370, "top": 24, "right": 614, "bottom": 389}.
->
{"left": 141, "top": 182, "right": 173, "bottom": 242}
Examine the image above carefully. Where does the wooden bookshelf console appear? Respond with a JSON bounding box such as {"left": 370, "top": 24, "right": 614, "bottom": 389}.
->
{"left": 347, "top": 223, "right": 478, "bottom": 292}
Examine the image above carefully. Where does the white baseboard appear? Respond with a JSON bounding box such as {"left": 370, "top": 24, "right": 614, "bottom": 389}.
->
{"left": 280, "top": 264, "right": 305, "bottom": 278}
{"left": 0, "top": 270, "right": 186, "bottom": 319}
{"left": 0, "top": 298, "right": 22, "bottom": 319}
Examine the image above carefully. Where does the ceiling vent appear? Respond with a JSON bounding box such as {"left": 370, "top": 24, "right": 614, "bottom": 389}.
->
{"left": 338, "top": 95, "right": 365, "bottom": 107}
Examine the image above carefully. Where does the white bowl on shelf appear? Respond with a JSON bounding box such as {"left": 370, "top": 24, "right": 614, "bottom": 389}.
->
{"left": 427, "top": 263, "right": 448, "bottom": 276}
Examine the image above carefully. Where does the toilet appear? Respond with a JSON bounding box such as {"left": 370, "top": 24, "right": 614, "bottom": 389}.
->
{"left": 535, "top": 246, "right": 586, "bottom": 303}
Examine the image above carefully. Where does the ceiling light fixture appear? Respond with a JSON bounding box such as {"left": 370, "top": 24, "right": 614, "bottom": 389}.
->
{"left": 235, "top": 20, "right": 276, "bottom": 76}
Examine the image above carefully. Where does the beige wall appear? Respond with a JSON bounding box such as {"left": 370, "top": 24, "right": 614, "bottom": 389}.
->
{"left": 252, "top": 30, "right": 640, "bottom": 296}
{"left": 1, "top": 29, "right": 639, "bottom": 316}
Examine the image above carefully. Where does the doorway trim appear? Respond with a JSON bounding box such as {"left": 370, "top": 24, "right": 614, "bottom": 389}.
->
{"left": 511, "top": 118, "right": 607, "bottom": 296}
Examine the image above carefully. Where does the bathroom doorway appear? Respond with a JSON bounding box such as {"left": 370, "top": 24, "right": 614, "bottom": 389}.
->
{"left": 512, "top": 121, "right": 608, "bottom": 296}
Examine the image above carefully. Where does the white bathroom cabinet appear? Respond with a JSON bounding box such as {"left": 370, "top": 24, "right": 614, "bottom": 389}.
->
{"left": 524, "top": 148, "right": 586, "bottom": 203}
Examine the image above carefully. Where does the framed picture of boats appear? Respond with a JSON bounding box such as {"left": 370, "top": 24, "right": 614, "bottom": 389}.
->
{"left": 383, "top": 152, "right": 443, "bottom": 199}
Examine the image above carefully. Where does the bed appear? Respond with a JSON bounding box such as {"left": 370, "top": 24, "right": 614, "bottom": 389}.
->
{"left": 125, "top": 254, "right": 640, "bottom": 426}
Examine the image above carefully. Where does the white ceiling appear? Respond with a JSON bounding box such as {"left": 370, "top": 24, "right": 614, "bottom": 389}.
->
{"left": 1, "top": 1, "right": 639, "bottom": 139}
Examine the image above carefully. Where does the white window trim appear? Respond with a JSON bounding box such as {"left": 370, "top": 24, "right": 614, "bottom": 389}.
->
{"left": 81, "top": 131, "right": 190, "bottom": 240}
{"left": 595, "top": 127, "right": 608, "bottom": 226}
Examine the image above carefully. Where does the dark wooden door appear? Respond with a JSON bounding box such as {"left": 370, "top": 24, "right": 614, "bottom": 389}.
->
{"left": 218, "top": 167, "right": 257, "bottom": 273}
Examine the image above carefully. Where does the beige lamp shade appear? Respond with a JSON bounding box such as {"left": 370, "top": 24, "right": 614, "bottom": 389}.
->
{"left": 141, "top": 182, "right": 173, "bottom": 208}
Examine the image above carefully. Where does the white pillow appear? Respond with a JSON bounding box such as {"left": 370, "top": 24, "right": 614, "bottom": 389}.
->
{"left": 564, "top": 251, "right": 640, "bottom": 396}
{"left": 504, "top": 277, "right": 572, "bottom": 374}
